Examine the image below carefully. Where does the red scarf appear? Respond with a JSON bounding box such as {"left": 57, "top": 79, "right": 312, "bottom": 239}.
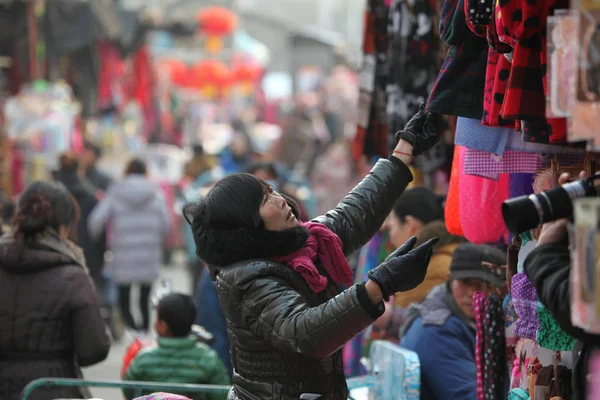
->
{"left": 270, "top": 222, "right": 354, "bottom": 293}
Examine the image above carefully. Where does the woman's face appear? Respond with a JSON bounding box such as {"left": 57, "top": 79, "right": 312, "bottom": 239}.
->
{"left": 451, "top": 278, "right": 486, "bottom": 320}
{"left": 260, "top": 186, "right": 299, "bottom": 231}
{"left": 387, "top": 211, "right": 422, "bottom": 248}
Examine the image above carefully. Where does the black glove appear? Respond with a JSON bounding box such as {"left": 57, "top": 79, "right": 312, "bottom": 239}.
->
{"left": 395, "top": 104, "right": 444, "bottom": 157}
{"left": 368, "top": 237, "right": 439, "bottom": 301}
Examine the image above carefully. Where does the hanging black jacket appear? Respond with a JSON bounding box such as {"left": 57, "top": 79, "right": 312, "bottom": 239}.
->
{"left": 524, "top": 243, "right": 599, "bottom": 400}
{"left": 197, "top": 158, "right": 413, "bottom": 400}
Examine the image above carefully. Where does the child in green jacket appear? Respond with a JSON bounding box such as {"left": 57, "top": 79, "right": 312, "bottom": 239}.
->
{"left": 123, "top": 293, "right": 230, "bottom": 400}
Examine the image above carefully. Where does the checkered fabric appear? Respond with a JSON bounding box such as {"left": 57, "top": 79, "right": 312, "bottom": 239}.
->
{"left": 463, "top": 148, "right": 542, "bottom": 179}
{"left": 502, "top": 38, "right": 547, "bottom": 120}
{"left": 511, "top": 272, "right": 540, "bottom": 341}
{"left": 463, "top": 146, "right": 591, "bottom": 180}
{"left": 495, "top": 0, "right": 570, "bottom": 137}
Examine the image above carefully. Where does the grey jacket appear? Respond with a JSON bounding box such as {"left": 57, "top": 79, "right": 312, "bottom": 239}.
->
{"left": 88, "top": 175, "right": 170, "bottom": 284}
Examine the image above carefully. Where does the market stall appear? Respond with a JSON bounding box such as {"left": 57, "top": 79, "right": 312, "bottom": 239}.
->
{"left": 350, "top": 0, "right": 599, "bottom": 398}
{"left": 2, "top": 81, "right": 82, "bottom": 192}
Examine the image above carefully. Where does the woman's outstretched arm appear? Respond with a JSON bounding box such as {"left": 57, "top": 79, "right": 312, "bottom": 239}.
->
{"left": 312, "top": 140, "right": 414, "bottom": 255}
{"left": 312, "top": 105, "right": 443, "bottom": 255}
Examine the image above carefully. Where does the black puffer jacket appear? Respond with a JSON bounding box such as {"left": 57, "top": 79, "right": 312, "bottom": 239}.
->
{"left": 0, "top": 229, "right": 110, "bottom": 400}
{"left": 198, "top": 158, "right": 413, "bottom": 400}
{"left": 524, "top": 243, "right": 599, "bottom": 400}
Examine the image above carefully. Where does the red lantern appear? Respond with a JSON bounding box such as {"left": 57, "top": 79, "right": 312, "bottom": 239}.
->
{"left": 232, "top": 60, "right": 262, "bottom": 83}
{"left": 232, "top": 60, "right": 262, "bottom": 96}
{"left": 188, "top": 60, "right": 231, "bottom": 98}
{"left": 196, "top": 7, "right": 238, "bottom": 53}
{"left": 160, "top": 59, "right": 188, "bottom": 86}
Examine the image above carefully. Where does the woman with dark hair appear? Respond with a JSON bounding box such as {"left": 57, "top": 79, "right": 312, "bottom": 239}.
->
{"left": 184, "top": 108, "right": 443, "bottom": 399}
{"left": 54, "top": 151, "right": 107, "bottom": 309}
{"left": 89, "top": 157, "right": 170, "bottom": 334}
{"left": 0, "top": 181, "right": 110, "bottom": 400}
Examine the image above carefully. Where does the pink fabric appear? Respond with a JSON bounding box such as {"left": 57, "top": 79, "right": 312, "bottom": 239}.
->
{"left": 445, "top": 145, "right": 465, "bottom": 236}
{"left": 459, "top": 172, "right": 510, "bottom": 244}
{"left": 134, "top": 393, "right": 192, "bottom": 400}
{"left": 271, "top": 222, "right": 354, "bottom": 293}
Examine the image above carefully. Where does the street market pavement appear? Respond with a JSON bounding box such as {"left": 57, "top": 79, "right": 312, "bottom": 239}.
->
{"left": 83, "top": 253, "right": 193, "bottom": 400}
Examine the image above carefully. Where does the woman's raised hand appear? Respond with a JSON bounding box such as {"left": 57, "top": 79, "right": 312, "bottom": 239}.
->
{"left": 395, "top": 104, "right": 444, "bottom": 156}
{"left": 367, "top": 236, "right": 439, "bottom": 301}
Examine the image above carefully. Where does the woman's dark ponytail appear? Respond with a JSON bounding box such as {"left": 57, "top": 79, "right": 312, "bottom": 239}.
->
{"left": 12, "top": 181, "right": 77, "bottom": 243}
{"left": 13, "top": 193, "right": 55, "bottom": 237}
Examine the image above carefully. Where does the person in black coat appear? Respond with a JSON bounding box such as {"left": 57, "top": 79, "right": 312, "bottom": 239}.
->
{"left": 184, "top": 108, "right": 444, "bottom": 399}
{"left": 0, "top": 181, "right": 109, "bottom": 400}
{"left": 523, "top": 172, "right": 598, "bottom": 400}
{"left": 81, "top": 140, "right": 113, "bottom": 193}
{"left": 54, "top": 152, "right": 106, "bottom": 294}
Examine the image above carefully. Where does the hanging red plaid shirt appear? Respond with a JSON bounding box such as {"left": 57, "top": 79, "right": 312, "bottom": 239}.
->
{"left": 495, "top": 0, "right": 569, "bottom": 142}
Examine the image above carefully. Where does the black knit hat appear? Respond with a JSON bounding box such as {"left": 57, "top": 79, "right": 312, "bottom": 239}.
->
{"left": 392, "top": 187, "right": 444, "bottom": 224}
{"left": 450, "top": 243, "right": 506, "bottom": 286}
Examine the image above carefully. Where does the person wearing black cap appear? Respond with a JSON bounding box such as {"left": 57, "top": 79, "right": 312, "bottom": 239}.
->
{"left": 400, "top": 243, "right": 506, "bottom": 400}
{"left": 387, "top": 187, "right": 445, "bottom": 249}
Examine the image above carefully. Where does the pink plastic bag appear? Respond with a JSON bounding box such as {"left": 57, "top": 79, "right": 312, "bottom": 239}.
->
{"left": 459, "top": 171, "right": 509, "bottom": 244}
{"left": 445, "top": 146, "right": 465, "bottom": 236}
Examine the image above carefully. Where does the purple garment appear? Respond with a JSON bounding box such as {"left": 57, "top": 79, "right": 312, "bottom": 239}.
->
{"left": 509, "top": 174, "right": 535, "bottom": 199}
{"left": 511, "top": 272, "right": 540, "bottom": 340}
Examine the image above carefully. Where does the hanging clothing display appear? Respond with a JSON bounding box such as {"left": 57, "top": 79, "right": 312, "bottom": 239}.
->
{"left": 97, "top": 41, "right": 126, "bottom": 111}
{"left": 426, "top": 0, "right": 488, "bottom": 119}
{"left": 129, "top": 46, "right": 157, "bottom": 139}
{"left": 2, "top": 81, "right": 81, "bottom": 190}
{"left": 484, "top": 295, "right": 507, "bottom": 400}
{"left": 387, "top": 0, "right": 439, "bottom": 135}
{"left": 475, "top": 291, "right": 508, "bottom": 400}
{"left": 353, "top": 0, "right": 390, "bottom": 161}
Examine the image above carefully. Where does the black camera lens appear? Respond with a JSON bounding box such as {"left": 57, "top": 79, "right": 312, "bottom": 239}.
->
{"left": 502, "top": 179, "right": 595, "bottom": 234}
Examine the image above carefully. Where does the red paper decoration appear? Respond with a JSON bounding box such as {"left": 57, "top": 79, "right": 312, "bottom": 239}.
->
{"left": 187, "top": 60, "right": 232, "bottom": 97}
{"left": 232, "top": 60, "right": 262, "bottom": 84}
{"left": 196, "top": 7, "right": 238, "bottom": 53}
{"left": 196, "top": 6, "right": 238, "bottom": 36}
{"left": 160, "top": 59, "right": 188, "bottom": 86}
